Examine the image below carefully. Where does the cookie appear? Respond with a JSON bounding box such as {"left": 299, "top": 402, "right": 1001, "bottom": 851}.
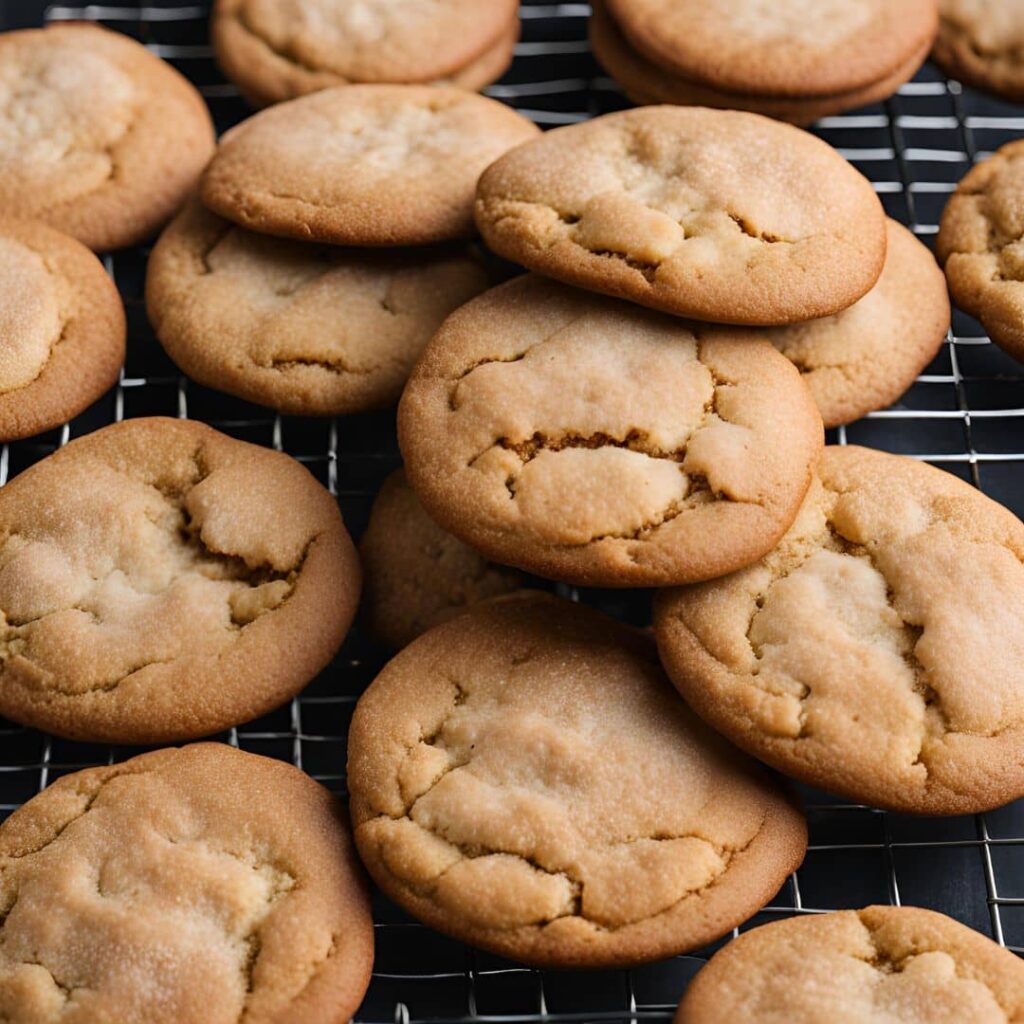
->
{"left": 0, "top": 417, "right": 360, "bottom": 743}
{"left": 654, "top": 445, "right": 1024, "bottom": 815}
{"left": 937, "top": 140, "right": 1024, "bottom": 363}
{"left": 933, "top": 0, "right": 1024, "bottom": 102}
{"left": 347, "top": 593, "right": 807, "bottom": 968}
{"left": 0, "top": 24, "right": 215, "bottom": 252}
{"left": 212, "top": 0, "right": 519, "bottom": 106}
{"left": 0, "top": 743, "right": 373, "bottom": 1024}
{"left": 146, "top": 200, "right": 489, "bottom": 416}
{"left": 606, "top": 0, "right": 938, "bottom": 99}
{"left": 359, "top": 468, "right": 523, "bottom": 648}
{"left": 474, "top": 107, "right": 887, "bottom": 325}
{"left": 764, "top": 220, "right": 950, "bottom": 428}
{"left": 590, "top": 1, "right": 932, "bottom": 126}
{"left": 398, "top": 275, "right": 823, "bottom": 588}
{"left": 200, "top": 85, "right": 540, "bottom": 246}
{"left": 0, "top": 220, "right": 125, "bottom": 441}
{"left": 677, "top": 906, "right": 1024, "bottom": 1023}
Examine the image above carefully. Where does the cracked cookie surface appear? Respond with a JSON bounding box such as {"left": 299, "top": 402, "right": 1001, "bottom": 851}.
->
{"left": 0, "top": 24, "right": 215, "bottom": 252}
{"left": 0, "top": 743, "right": 373, "bottom": 1024}
{"left": 654, "top": 445, "right": 1024, "bottom": 815}
{"left": 604, "top": 0, "right": 937, "bottom": 99}
{"left": 589, "top": 1, "right": 932, "bottom": 126}
{"left": 937, "top": 140, "right": 1024, "bottom": 363}
{"left": 677, "top": 906, "right": 1024, "bottom": 1023}
{"left": 398, "top": 275, "right": 823, "bottom": 587}
{"left": 0, "top": 417, "right": 360, "bottom": 743}
{"left": 934, "top": 0, "right": 1024, "bottom": 102}
{"left": 359, "top": 469, "right": 523, "bottom": 649}
{"left": 0, "top": 219, "right": 125, "bottom": 441}
{"left": 347, "top": 593, "right": 806, "bottom": 968}
{"left": 200, "top": 84, "right": 540, "bottom": 246}
{"left": 475, "top": 106, "right": 887, "bottom": 325}
{"left": 212, "top": 0, "right": 519, "bottom": 105}
{"left": 146, "top": 200, "right": 488, "bottom": 416}
{"left": 764, "top": 220, "right": 950, "bottom": 428}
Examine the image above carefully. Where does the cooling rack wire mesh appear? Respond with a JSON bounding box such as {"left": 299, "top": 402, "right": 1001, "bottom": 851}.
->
{"left": 1, "top": 2, "right": 1023, "bottom": 1021}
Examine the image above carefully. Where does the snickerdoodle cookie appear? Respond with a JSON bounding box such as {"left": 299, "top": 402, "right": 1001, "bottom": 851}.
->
{"left": 347, "top": 593, "right": 807, "bottom": 968}
{"left": 589, "top": 1, "right": 932, "bottom": 125}
{"left": 655, "top": 445, "right": 1024, "bottom": 815}
{"left": 0, "top": 24, "right": 215, "bottom": 251}
{"left": 0, "top": 417, "right": 360, "bottom": 743}
{"left": 0, "top": 219, "right": 125, "bottom": 440}
{"left": 606, "top": 0, "right": 937, "bottom": 100}
{"left": 0, "top": 743, "right": 373, "bottom": 1024}
{"left": 475, "top": 106, "right": 887, "bottom": 325}
{"left": 146, "top": 200, "right": 488, "bottom": 415}
{"left": 933, "top": 0, "right": 1024, "bottom": 102}
{"left": 359, "top": 468, "right": 523, "bottom": 648}
{"left": 398, "top": 275, "right": 823, "bottom": 588}
{"left": 765, "top": 220, "right": 949, "bottom": 427}
{"left": 677, "top": 906, "right": 1024, "bottom": 1023}
{"left": 201, "top": 85, "right": 540, "bottom": 246}
{"left": 937, "top": 140, "right": 1024, "bottom": 363}
{"left": 212, "top": 0, "right": 519, "bottom": 105}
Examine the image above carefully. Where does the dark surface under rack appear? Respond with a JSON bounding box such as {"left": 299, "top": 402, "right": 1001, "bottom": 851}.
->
{"left": 1, "top": 3, "right": 1024, "bottom": 1022}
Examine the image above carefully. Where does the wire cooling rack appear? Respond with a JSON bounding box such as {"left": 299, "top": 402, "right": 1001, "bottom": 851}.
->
{"left": 1, "top": 3, "right": 1023, "bottom": 1021}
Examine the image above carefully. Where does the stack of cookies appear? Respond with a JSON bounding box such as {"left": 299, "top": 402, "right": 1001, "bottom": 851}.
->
{"left": 146, "top": 83, "right": 539, "bottom": 416}
{"left": 591, "top": 0, "right": 940, "bottom": 124}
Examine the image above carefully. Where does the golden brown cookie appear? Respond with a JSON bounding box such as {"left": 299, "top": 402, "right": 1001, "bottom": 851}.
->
{"left": 0, "top": 743, "right": 374, "bottom": 1024}
{"left": 146, "top": 200, "right": 489, "bottom": 416}
{"left": 937, "top": 140, "right": 1024, "bottom": 363}
{"left": 677, "top": 906, "right": 1024, "bottom": 1023}
{"left": 359, "top": 468, "right": 523, "bottom": 648}
{"left": 0, "top": 417, "right": 360, "bottom": 744}
{"left": 606, "top": 0, "right": 938, "bottom": 99}
{"left": 398, "top": 275, "right": 823, "bottom": 588}
{"left": 933, "top": 0, "right": 1024, "bottom": 102}
{"left": 654, "top": 445, "right": 1024, "bottom": 815}
{"left": 590, "top": 1, "right": 932, "bottom": 126}
{"left": 0, "top": 24, "right": 215, "bottom": 251}
{"left": 347, "top": 593, "right": 807, "bottom": 968}
{"left": 212, "top": 0, "right": 519, "bottom": 105}
{"left": 764, "top": 220, "right": 950, "bottom": 428}
{"left": 0, "top": 219, "right": 125, "bottom": 440}
{"left": 475, "top": 107, "right": 887, "bottom": 325}
{"left": 200, "top": 85, "right": 540, "bottom": 246}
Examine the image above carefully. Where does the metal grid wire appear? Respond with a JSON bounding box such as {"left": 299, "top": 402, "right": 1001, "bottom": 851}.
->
{"left": 1, "top": 2, "right": 1023, "bottom": 1021}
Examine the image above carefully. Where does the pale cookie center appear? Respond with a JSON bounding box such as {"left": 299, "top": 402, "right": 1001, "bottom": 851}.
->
{"left": 0, "top": 462, "right": 297, "bottom": 695}
{"left": 718, "top": 0, "right": 873, "bottom": 45}
{"left": 0, "top": 237, "right": 63, "bottom": 393}
{"left": 0, "top": 47, "right": 135, "bottom": 194}
{"left": 0, "top": 775, "right": 296, "bottom": 1023}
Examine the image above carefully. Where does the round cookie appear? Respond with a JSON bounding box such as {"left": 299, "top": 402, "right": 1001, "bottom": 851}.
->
{"left": 398, "top": 274, "right": 824, "bottom": 588}
{"left": 213, "top": 0, "right": 519, "bottom": 106}
{"left": 146, "top": 200, "right": 489, "bottom": 416}
{"left": 763, "top": 220, "right": 950, "bottom": 428}
{"left": 937, "top": 140, "right": 1024, "bottom": 363}
{"left": 0, "top": 743, "right": 374, "bottom": 1024}
{"left": 605, "top": 0, "right": 938, "bottom": 99}
{"left": 474, "top": 106, "right": 887, "bottom": 325}
{"left": 676, "top": 906, "right": 1024, "bottom": 1023}
{"left": 200, "top": 85, "right": 540, "bottom": 246}
{"left": 0, "top": 417, "right": 360, "bottom": 743}
{"left": 347, "top": 593, "right": 807, "bottom": 969}
{"left": 589, "top": 1, "right": 932, "bottom": 126}
{"left": 0, "top": 220, "right": 125, "bottom": 440}
{"left": 0, "top": 24, "right": 215, "bottom": 252}
{"left": 359, "top": 468, "right": 523, "bottom": 648}
{"left": 654, "top": 445, "right": 1024, "bottom": 815}
{"left": 933, "top": 0, "right": 1024, "bottom": 103}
